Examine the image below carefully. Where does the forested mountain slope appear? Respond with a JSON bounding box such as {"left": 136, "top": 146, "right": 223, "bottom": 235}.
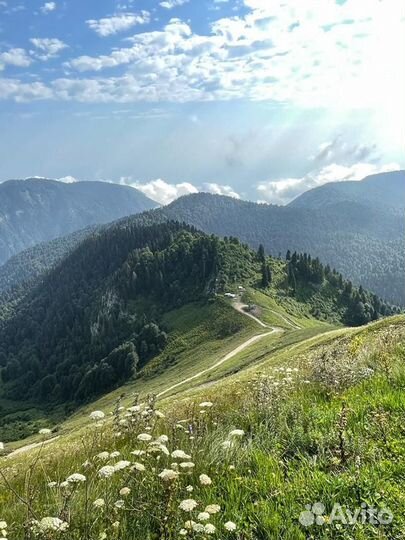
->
{"left": 0, "top": 226, "right": 98, "bottom": 297}
{"left": 0, "top": 220, "right": 396, "bottom": 415}
{"left": 0, "top": 178, "right": 157, "bottom": 265}
{"left": 158, "top": 174, "right": 404, "bottom": 305}
{"left": 289, "top": 170, "right": 405, "bottom": 212}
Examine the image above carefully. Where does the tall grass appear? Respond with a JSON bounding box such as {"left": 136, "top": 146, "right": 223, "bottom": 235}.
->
{"left": 0, "top": 320, "right": 404, "bottom": 539}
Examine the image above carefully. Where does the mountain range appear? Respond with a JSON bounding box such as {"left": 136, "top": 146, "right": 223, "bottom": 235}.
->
{"left": 0, "top": 178, "right": 157, "bottom": 266}
{"left": 158, "top": 171, "right": 404, "bottom": 305}
{"left": 0, "top": 171, "right": 403, "bottom": 306}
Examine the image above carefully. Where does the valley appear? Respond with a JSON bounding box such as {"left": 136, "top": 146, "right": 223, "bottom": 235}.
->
{"left": 0, "top": 1, "right": 403, "bottom": 536}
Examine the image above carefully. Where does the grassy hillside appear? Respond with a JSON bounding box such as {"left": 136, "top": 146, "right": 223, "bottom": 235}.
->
{"left": 1, "top": 313, "right": 403, "bottom": 539}
{"left": 0, "top": 219, "right": 397, "bottom": 445}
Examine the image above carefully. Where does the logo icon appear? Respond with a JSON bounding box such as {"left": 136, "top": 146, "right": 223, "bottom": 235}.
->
{"left": 299, "top": 502, "right": 326, "bottom": 527}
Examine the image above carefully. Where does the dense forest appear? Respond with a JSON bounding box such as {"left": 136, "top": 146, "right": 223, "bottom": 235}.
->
{"left": 0, "top": 220, "right": 397, "bottom": 411}
{"left": 159, "top": 193, "right": 405, "bottom": 306}
{"left": 0, "top": 221, "right": 256, "bottom": 405}
{"left": 284, "top": 250, "right": 396, "bottom": 326}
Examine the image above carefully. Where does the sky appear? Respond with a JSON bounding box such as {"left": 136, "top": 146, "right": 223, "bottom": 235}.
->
{"left": 0, "top": 0, "right": 404, "bottom": 205}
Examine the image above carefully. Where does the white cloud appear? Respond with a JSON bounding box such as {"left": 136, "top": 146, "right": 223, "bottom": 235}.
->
{"left": 120, "top": 178, "right": 241, "bottom": 204}
{"left": 87, "top": 12, "right": 150, "bottom": 37}
{"left": 160, "top": 0, "right": 189, "bottom": 9}
{"left": 127, "top": 178, "right": 198, "bottom": 204}
{"left": 0, "top": 78, "right": 52, "bottom": 101}
{"left": 30, "top": 38, "right": 67, "bottom": 60}
{"left": 203, "top": 183, "right": 240, "bottom": 199}
{"left": 1, "top": 0, "right": 404, "bottom": 110}
{"left": 257, "top": 162, "right": 401, "bottom": 205}
{"left": 40, "top": 2, "right": 56, "bottom": 14}
{"left": 0, "top": 48, "right": 31, "bottom": 70}
{"left": 58, "top": 0, "right": 404, "bottom": 110}
{"left": 57, "top": 175, "right": 78, "bottom": 183}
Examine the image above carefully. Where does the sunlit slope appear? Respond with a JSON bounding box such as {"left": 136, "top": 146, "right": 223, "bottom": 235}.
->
{"left": 2, "top": 313, "right": 404, "bottom": 538}
{"left": 3, "top": 292, "right": 333, "bottom": 452}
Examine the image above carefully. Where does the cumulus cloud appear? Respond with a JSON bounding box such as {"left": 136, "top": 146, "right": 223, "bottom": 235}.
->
{"left": 257, "top": 162, "right": 401, "bottom": 205}
{"left": 87, "top": 12, "right": 150, "bottom": 37}
{"left": 57, "top": 175, "right": 78, "bottom": 183}
{"left": 0, "top": 78, "right": 52, "bottom": 101}
{"left": 1, "top": 0, "right": 404, "bottom": 107}
{"left": 30, "top": 38, "right": 67, "bottom": 60}
{"left": 160, "top": 0, "right": 189, "bottom": 9}
{"left": 202, "top": 183, "right": 240, "bottom": 199}
{"left": 120, "top": 178, "right": 241, "bottom": 205}
{"left": 40, "top": 2, "right": 56, "bottom": 14}
{"left": 125, "top": 178, "right": 197, "bottom": 205}
{"left": 56, "top": 0, "right": 403, "bottom": 107}
{"left": 0, "top": 48, "right": 31, "bottom": 69}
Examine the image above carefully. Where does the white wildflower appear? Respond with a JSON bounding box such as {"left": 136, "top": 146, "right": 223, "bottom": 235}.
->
{"left": 204, "top": 523, "right": 216, "bottom": 534}
{"left": 93, "top": 498, "right": 105, "bottom": 508}
{"left": 179, "top": 499, "right": 198, "bottom": 512}
{"left": 132, "top": 462, "right": 145, "bottom": 472}
{"left": 66, "top": 473, "right": 86, "bottom": 484}
{"left": 186, "top": 485, "right": 194, "bottom": 492}
{"left": 192, "top": 523, "right": 205, "bottom": 533}
{"left": 114, "top": 500, "right": 125, "bottom": 509}
{"left": 171, "top": 450, "right": 191, "bottom": 459}
{"left": 90, "top": 411, "right": 105, "bottom": 421}
{"left": 137, "top": 433, "right": 153, "bottom": 442}
{"left": 199, "top": 474, "right": 212, "bottom": 485}
{"left": 110, "top": 451, "right": 120, "bottom": 458}
{"left": 120, "top": 487, "right": 131, "bottom": 496}
{"left": 197, "top": 512, "right": 210, "bottom": 521}
{"left": 96, "top": 451, "right": 110, "bottom": 461}
{"left": 224, "top": 521, "right": 237, "bottom": 531}
{"left": 114, "top": 460, "right": 131, "bottom": 471}
{"left": 205, "top": 504, "right": 221, "bottom": 514}
{"left": 158, "top": 469, "right": 179, "bottom": 482}
{"left": 199, "top": 402, "right": 213, "bottom": 408}
{"left": 127, "top": 406, "right": 141, "bottom": 413}
{"left": 38, "top": 428, "right": 52, "bottom": 435}
{"left": 180, "top": 462, "right": 195, "bottom": 469}
{"left": 98, "top": 466, "right": 116, "bottom": 478}
{"left": 32, "top": 517, "right": 69, "bottom": 534}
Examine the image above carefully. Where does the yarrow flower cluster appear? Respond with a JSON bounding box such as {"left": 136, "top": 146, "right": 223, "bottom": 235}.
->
{"left": 4, "top": 397, "right": 242, "bottom": 539}
{"left": 0, "top": 520, "right": 7, "bottom": 540}
{"left": 89, "top": 410, "right": 105, "bottom": 421}
{"left": 31, "top": 517, "right": 69, "bottom": 535}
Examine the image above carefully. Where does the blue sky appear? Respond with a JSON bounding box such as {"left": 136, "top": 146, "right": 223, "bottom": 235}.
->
{"left": 0, "top": 0, "right": 403, "bottom": 204}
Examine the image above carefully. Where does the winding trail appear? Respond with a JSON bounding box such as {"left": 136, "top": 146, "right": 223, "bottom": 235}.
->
{"left": 157, "top": 302, "right": 283, "bottom": 398}
{"left": 5, "top": 436, "right": 60, "bottom": 459}
{"left": 4, "top": 301, "right": 293, "bottom": 458}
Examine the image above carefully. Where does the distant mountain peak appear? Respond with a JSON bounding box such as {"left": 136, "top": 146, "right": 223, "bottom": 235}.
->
{"left": 0, "top": 179, "right": 158, "bottom": 266}
{"left": 288, "top": 170, "right": 405, "bottom": 211}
